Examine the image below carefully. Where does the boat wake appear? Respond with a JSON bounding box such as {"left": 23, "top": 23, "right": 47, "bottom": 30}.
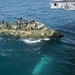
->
{"left": 22, "top": 38, "right": 50, "bottom": 44}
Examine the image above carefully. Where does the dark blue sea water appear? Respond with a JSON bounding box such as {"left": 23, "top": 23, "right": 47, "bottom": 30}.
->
{"left": 0, "top": 0, "right": 75, "bottom": 75}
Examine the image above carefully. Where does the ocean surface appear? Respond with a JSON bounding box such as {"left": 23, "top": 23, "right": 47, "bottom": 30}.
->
{"left": 0, "top": 0, "right": 75, "bottom": 75}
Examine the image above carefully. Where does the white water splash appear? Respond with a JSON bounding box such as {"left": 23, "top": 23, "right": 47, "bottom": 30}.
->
{"left": 43, "top": 38, "right": 50, "bottom": 41}
{"left": 22, "top": 39, "right": 41, "bottom": 44}
{"left": 22, "top": 38, "right": 50, "bottom": 44}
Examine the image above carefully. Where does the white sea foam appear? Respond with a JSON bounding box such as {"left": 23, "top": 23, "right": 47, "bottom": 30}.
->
{"left": 22, "top": 38, "right": 50, "bottom": 44}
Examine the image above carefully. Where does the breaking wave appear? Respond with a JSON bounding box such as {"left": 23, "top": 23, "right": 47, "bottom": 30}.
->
{"left": 22, "top": 38, "right": 50, "bottom": 44}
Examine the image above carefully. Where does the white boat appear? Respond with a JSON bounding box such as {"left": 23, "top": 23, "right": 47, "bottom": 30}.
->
{"left": 50, "top": 0, "right": 75, "bottom": 10}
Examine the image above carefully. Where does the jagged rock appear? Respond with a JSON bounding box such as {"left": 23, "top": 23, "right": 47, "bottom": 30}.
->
{"left": 0, "top": 18, "right": 64, "bottom": 39}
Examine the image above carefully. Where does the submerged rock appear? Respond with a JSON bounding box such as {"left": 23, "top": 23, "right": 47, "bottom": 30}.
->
{"left": 0, "top": 18, "right": 64, "bottom": 40}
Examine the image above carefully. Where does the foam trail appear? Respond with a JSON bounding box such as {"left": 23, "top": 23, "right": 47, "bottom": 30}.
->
{"left": 32, "top": 56, "right": 52, "bottom": 75}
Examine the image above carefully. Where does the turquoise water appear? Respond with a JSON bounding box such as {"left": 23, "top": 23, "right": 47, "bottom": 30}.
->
{"left": 0, "top": 0, "right": 75, "bottom": 75}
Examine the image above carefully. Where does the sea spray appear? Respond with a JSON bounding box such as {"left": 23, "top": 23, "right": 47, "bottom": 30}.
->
{"left": 32, "top": 55, "right": 52, "bottom": 75}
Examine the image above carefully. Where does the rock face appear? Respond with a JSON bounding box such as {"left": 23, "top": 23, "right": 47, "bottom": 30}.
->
{"left": 0, "top": 18, "right": 64, "bottom": 39}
